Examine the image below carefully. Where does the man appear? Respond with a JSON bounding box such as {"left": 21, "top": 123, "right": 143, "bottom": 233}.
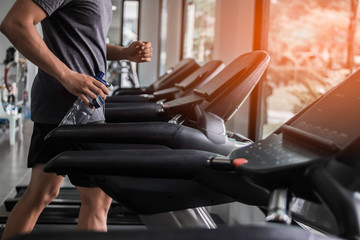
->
{"left": 0, "top": 0, "right": 152, "bottom": 239}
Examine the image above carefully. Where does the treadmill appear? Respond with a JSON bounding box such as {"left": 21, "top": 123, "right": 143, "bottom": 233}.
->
{"left": 111, "top": 58, "right": 200, "bottom": 96}
{"left": 3, "top": 60, "right": 225, "bottom": 222}
{"left": 3, "top": 51, "right": 269, "bottom": 225}
{"left": 106, "top": 60, "right": 224, "bottom": 104}
{"left": 40, "top": 50, "right": 270, "bottom": 229}
{"left": 104, "top": 60, "right": 225, "bottom": 123}
{"left": 45, "top": 51, "right": 270, "bottom": 156}
{"left": 3, "top": 61, "right": 225, "bottom": 217}
{"left": 45, "top": 67, "right": 360, "bottom": 239}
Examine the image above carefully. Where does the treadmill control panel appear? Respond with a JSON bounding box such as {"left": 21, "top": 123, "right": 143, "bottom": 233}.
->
{"left": 235, "top": 70, "right": 360, "bottom": 175}
{"left": 233, "top": 134, "right": 323, "bottom": 174}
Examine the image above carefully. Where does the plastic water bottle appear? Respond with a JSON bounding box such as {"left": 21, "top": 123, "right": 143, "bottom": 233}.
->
{"left": 59, "top": 71, "right": 112, "bottom": 126}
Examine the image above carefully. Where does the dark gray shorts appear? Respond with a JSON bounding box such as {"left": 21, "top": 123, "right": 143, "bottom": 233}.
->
{"left": 27, "top": 122, "right": 103, "bottom": 188}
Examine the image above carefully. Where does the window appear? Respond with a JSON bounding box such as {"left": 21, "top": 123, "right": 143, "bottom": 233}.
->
{"left": 262, "top": 0, "right": 358, "bottom": 138}
{"left": 183, "top": 0, "right": 216, "bottom": 64}
{"left": 107, "top": 0, "right": 140, "bottom": 88}
{"left": 122, "top": 0, "right": 140, "bottom": 46}
{"left": 108, "top": 0, "right": 122, "bottom": 45}
{"left": 159, "top": 0, "right": 168, "bottom": 76}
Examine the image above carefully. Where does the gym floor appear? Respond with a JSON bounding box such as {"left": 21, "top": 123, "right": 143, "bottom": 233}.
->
{"left": 0, "top": 119, "right": 32, "bottom": 208}
{"left": 0, "top": 120, "right": 31, "bottom": 237}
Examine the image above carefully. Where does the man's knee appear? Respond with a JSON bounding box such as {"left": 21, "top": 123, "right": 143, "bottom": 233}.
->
{"left": 77, "top": 187, "right": 112, "bottom": 212}
{"left": 24, "top": 185, "right": 60, "bottom": 207}
{"left": 25, "top": 166, "right": 63, "bottom": 207}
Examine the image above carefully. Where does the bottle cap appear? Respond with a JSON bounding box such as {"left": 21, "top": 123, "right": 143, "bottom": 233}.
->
{"left": 92, "top": 96, "right": 105, "bottom": 108}
{"left": 94, "top": 71, "right": 110, "bottom": 87}
{"left": 96, "top": 71, "right": 105, "bottom": 79}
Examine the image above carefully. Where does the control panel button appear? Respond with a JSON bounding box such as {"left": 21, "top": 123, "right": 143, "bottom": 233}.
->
{"left": 233, "top": 158, "right": 248, "bottom": 167}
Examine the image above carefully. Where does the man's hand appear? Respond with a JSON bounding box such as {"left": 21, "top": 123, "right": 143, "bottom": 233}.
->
{"left": 60, "top": 70, "right": 110, "bottom": 108}
{"left": 124, "top": 41, "right": 152, "bottom": 62}
{"left": 107, "top": 41, "right": 152, "bottom": 63}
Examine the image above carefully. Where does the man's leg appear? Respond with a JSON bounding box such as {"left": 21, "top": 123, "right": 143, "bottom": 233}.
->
{"left": 1, "top": 164, "right": 64, "bottom": 240}
{"left": 76, "top": 187, "right": 112, "bottom": 231}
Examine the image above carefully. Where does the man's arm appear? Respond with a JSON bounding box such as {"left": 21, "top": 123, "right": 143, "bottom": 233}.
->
{"left": 0, "top": 0, "right": 108, "bottom": 107}
{"left": 107, "top": 41, "right": 152, "bottom": 62}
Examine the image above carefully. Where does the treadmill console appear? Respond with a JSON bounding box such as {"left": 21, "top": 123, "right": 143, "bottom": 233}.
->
{"left": 194, "top": 51, "right": 268, "bottom": 102}
{"left": 235, "top": 70, "right": 360, "bottom": 176}
{"left": 230, "top": 70, "right": 360, "bottom": 240}
{"left": 162, "top": 52, "right": 268, "bottom": 115}
{"left": 174, "top": 60, "right": 223, "bottom": 90}
{"left": 193, "top": 67, "right": 245, "bottom": 100}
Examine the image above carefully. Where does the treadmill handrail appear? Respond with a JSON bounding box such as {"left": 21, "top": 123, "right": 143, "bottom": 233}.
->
{"left": 44, "top": 149, "right": 217, "bottom": 178}
{"left": 45, "top": 122, "right": 180, "bottom": 144}
{"left": 45, "top": 122, "right": 235, "bottom": 156}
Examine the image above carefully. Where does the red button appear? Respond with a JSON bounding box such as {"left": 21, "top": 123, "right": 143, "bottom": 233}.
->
{"left": 233, "top": 158, "right": 248, "bottom": 167}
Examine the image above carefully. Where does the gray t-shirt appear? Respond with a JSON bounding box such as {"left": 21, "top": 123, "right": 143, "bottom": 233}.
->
{"left": 31, "top": 0, "right": 112, "bottom": 124}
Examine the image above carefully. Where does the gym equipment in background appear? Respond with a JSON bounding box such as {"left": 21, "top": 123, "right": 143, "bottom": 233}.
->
{"left": 112, "top": 58, "right": 200, "bottom": 96}
{"left": 104, "top": 60, "right": 225, "bottom": 123}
